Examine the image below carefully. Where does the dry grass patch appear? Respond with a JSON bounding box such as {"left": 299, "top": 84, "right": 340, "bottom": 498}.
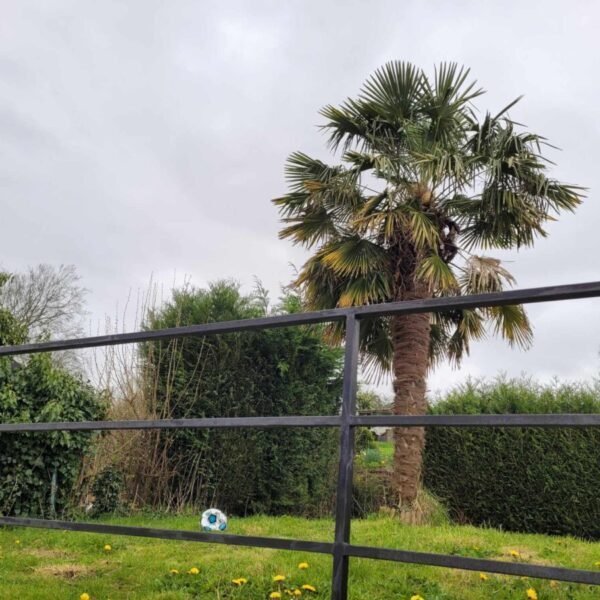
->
{"left": 34, "top": 563, "right": 93, "bottom": 579}
{"left": 26, "top": 548, "right": 69, "bottom": 559}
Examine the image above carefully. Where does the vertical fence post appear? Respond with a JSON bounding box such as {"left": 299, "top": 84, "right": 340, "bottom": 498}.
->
{"left": 331, "top": 313, "right": 360, "bottom": 600}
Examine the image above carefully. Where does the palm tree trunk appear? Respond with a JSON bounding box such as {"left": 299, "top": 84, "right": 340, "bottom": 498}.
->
{"left": 391, "top": 282, "right": 431, "bottom": 506}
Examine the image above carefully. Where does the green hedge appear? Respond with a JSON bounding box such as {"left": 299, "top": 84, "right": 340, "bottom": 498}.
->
{"left": 142, "top": 281, "right": 343, "bottom": 516}
{"left": 0, "top": 354, "right": 104, "bottom": 517}
{"left": 423, "top": 378, "right": 600, "bottom": 539}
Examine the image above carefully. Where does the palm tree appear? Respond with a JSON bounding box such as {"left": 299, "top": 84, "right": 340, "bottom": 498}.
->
{"left": 273, "top": 62, "right": 583, "bottom": 506}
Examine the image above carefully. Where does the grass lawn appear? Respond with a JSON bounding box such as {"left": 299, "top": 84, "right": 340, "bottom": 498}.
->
{"left": 356, "top": 441, "right": 394, "bottom": 470}
{"left": 1, "top": 514, "right": 599, "bottom": 599}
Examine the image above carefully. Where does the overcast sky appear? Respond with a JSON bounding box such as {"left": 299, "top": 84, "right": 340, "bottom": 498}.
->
{"left": 1, "top": 0, "right": 599, "bottom": 395}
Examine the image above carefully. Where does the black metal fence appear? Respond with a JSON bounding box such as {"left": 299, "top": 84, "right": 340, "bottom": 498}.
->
{"left": 1, "top": 281, "right": 600, "bottom": 598}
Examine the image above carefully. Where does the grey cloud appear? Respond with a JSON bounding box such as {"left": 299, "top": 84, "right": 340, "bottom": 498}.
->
{"left": 1, "top": 0, "right": 599, "bottom": 393}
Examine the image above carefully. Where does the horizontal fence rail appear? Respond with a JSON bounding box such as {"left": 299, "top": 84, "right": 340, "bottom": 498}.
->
{"left": 345, "top": 545, "right": 600, "bottom": 585}
{"left": 1, "top": 281, "right": 599, "bottom": 357}
{"left": 0, "top": 517, "right": 600, "bottom": 585}
{"left": 2, "top": 413, "right": 599, "bottom": 433}
{"left": 0, "top": 516, "right": 335, "bottom": 554}
{"left": 0, "top": 415, "right": 343, "bottom": 433}
{"left": 353, "top": 413, "right": 600, "bottom": 427}
{"left": 1, "top": 280, "right": 600, "bottom": 599}
{"left": 0, "top": 516, "right": 598, "bottom": 586}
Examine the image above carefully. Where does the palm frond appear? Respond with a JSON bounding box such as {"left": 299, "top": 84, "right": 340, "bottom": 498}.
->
{"left": 485, "top": 304, "right": 533, "bottom": 348}
{"left": 416, "top": 255, "right": 459, "bottom": 293}
{"left": 351, "top": 192, "right": 403, "bottom": 241}
{"left": 428, "top": 318, "right": 451, "bottom": 368}
{"left": 459, "top": 193, "right": 548, "bottom": 250}
{"left": 352, "top": 190, "right": 389, "bottom": 221}
{"left": 459, "top": 256, "right": 515, "bottom": 294}
{"left": 321, "top": 237, "right": 391, "bottom": 278}
{"left": 462, "top": 119, "right": 585, "bottom": 249}
{"left": 492, "top": 95, "right": 523, "bottom": 121}
{"left": 414, "top": 147, "right": 469, "bottom": 190}
{"left": 523, "top": 174, "right": 584, "bottom": 213}
{"left": 320, "top": 101, "right": 370, "bottom": 152}
{"left": 408, "top": 207, "right": 441, "bottom": 250}
{"left": 360, "top": 61, "right": 424, "bottom": 120}
{"left": 294, "top": 252, "right": 343, "bottom": 311}
{"left": 337, "top": 273, "right": 393, "bottom": 307}
{"left": 278, "top": 207, "right": 339, "bottom": 248}
{"left": 342, "top": 150, "right": 376, "bottom": 171}
{"left": 429, "top": 308, "right": 486, "bottom": 367}
{"left": 275, "top": 152, "right": 368, "bottom": 233}
{"left": 456, "top": 256, "right": 532, "bottom": 350}
{"left": 359, "top": 316, "right": 394, "bottom": 381}
{"left": 284, "top": 151, "right": 344, "bottom": 192}
{"left": 420, "top": 62, "right": 483, "bottom": 145}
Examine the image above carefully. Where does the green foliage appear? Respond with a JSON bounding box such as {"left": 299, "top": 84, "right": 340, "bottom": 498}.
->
{"left": 0, "top": 272, "right": 27, "bottom": 346}
{"left": 356, "top": 441, "right": 393, "bottom": 469}
{"left": 142, "top": 281, "right": 343, "bottom": 515}
{"left": 274, "top": 62, "right": 582, "bottom": 373}
{"left": 424, "top": 377, "right": 600, "bottom": 539}
{"left": 91, "top": 467, "right": 124, "bottom": 515}
{"left": 355, "top": 387, "right": 387, "bottom": 452}
{"left": 356, "top": 387, "right": 388, "bottom": 413}
{"left": 0, "top": 307, "right": 26, "bottom": 347}
{"left": 0, "top": 354, "right": 104, "bottom": 517}
{"left": 352, "top": 466, "right": 393, "bottom": 517}
{"left": 1, "top": 272, "right": 103, "bottom": 516}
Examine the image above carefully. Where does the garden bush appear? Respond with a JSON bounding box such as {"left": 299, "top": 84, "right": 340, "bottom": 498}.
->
{"left": 0, "top": 354, "right": 104, "bottom": 517}
{"left": 423, "top": 377, "right": 600, "bottom": 539}
{"left": 352, "top": 465, "right": 393, "bottom": 517}
{"left": 90, "top": 467, "right": 124, "bottom": 515}
{"left": 140, "top": 281, "right": 343, "bottom": 516}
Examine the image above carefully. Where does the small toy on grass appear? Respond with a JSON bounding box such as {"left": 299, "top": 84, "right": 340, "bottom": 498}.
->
{"left": 201, "top": 508, "right": 228, "bottom": 532}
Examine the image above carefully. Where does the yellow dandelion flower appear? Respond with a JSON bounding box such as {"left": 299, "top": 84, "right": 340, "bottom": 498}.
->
{"left": 479, "top": 573, "right": 489, "bottom": 581}
{"left": 80, "top": 594, "right": 90, "bottom": 600}
{"left": 273, "top": 574, "right": 286, "bottom": 582}
{"left": 15, "top": 540, "right": 20, "bottom": 545}
{"left": 170, "top": 569, "right": 179, "bottom": 575}
{"left": 188, "top": 567, "right": 200, "bottom": 575}
{"left": 298, "top": 562, "right": 309, "bottom": 569}
{"left": 411, "top": 595, "right": 425, "bottom": 600}
{"left": 301, "top": 585, "right": 317, "bottom": 592}
{"left": 510, "top": 550, "right": 521, "bottom": 558}
{"left": 526, "top": 588, "right": 538, "bottom": 600}
{"left": 103, "top": 544, "right": 112, "bottom": 552}
{"left": 293, "top": 590, "right": 302, "bottom": 597}
{"left": 231, "top": 577, "right": 248, "bottom": 585}
{"left": 270, "top": 593, "right": 282, "bottom": 599}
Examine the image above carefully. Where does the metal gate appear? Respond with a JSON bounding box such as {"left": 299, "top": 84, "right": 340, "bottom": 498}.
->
{"left": 1, "top": 281, "right": 600, "bottom": 598}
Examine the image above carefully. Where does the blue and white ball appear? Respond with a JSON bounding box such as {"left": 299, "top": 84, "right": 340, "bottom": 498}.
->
{"left": 201, "top": 508, "right": 228, "bottom": 532}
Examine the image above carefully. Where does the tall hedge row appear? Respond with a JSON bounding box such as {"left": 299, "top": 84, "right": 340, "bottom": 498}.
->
{"left": 423, "top": 378, "right": 600, "bottom": 539}
{"left": 142, "top": 281, "right": 343, "bottom": 516}
{"left": 0, "top": 282, "right": 104, "bottom": 518}
{"left": 0, "top": 354, "right": 104, "bottom": 517}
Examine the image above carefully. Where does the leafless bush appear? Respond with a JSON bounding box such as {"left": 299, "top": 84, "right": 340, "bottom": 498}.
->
{"left": 0, "top": 264, "right": 88, "bottom": 370}
{"left": 79, "top": 277, "right": 209, "bottom": 512}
